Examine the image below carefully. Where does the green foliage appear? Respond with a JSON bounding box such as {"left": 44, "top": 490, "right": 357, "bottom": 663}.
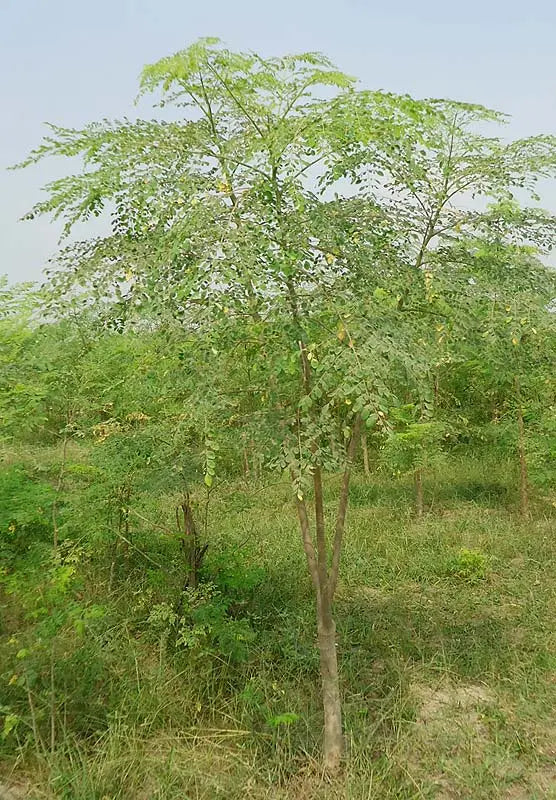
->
{"left": 0, "top": 466, "right": 54, "bottom": 563}
{"left": 381, "top": 419, "right": 450, "bottom": 476}
{"left": 446, "top": 548, "right": 490, "bottom": 583}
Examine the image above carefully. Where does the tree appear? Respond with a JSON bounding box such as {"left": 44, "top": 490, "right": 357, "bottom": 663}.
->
{"left": 437, "top": 240, "right": 556, "bottom": 515}
{"left": 16, "top": 38, "right": 556, "bottom": 769}
{"left": 18, "top": 40, "right": 415, "bottom": 769}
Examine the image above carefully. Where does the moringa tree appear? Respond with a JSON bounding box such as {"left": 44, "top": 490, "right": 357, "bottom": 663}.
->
{"left": 17, "top": 39, "right": 430, "bottom": 769}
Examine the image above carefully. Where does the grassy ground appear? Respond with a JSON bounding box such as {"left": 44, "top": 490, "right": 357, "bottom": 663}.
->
{"left": 1, "top": 455, "right": 555, "bottom": 799}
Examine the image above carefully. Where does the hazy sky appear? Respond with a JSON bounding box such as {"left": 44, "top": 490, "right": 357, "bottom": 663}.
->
{"left": 2, "top": 0, "right": 555, "bottom": 283}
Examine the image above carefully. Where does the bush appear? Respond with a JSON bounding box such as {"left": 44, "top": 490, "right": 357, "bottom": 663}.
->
{"left": 446, "top": 548, "right": 490, "bottom": 583}
{"left": 0, "top": 465, "right": 54, "bottom": 564}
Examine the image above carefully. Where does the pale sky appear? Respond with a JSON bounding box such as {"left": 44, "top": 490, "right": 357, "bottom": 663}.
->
{"left": 1, "top": 0, "right": 555, "bottom": 284}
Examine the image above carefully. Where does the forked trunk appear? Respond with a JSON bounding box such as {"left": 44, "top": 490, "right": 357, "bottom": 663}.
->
{"left": 414, "top": 468, "right": 424, "bottom": 517}
{"left": 293, "top": 413, "right": 361, "bottom": 772}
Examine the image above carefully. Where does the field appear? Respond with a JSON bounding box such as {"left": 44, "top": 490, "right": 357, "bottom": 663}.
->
{"left": 1, "top": 449, "right": 555, "bottom": 799}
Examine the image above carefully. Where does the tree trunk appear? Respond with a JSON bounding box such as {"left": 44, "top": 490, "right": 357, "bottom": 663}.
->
{"left": 294, "top": 489, "right": 344, "bottom": 769}
{"left": 293, "top": 417, "right": 361, "bottom": 772}
{"left": 514, "top": 378, "right": 529, "bottom": 519}
{"left": 414, "top": 468, "right": 424, "bottom": 517}
{"left": 517, "top": 404, "right": 529, "bottom": 518}
{"left": 178, "top": 495, "right": 205, "bottom": 589}
{"left": 317, "top": 614, "right": 343, "bottom": 772}
{"left": 361, "top": 432, "right": 370, "bottom": 477}
{"left": 173, "top": 496, "right": 208, "bottom": 627}
{"left": 287, "top": 275, "right": 359, "bottom": 770}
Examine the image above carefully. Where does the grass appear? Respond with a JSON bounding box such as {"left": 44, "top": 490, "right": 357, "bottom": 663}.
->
{"left": 1, "top": 454, "right": 555, "bottom": 798}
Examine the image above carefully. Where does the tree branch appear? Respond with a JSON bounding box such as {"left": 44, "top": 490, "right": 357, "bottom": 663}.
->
{"left": 293, "top": 482, "right": 321, "bottom": 600}
{"left": 329, "top": 414, "right": 362, "bottom": 599}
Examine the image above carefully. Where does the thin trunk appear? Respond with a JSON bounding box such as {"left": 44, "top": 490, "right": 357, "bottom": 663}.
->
{"left": 313, "top": 466, "right": 329, "bottom": 596}
{"left": 173, "top": 496, "right": 208, "bottom": 627}
{"left": 414, "top": 468, "right": 424, "bottom": 517}
{"left": 514, "top": 378, "right": 530, "bottom": 518}
{"left": 293, "top": 490, "right": 321, "bottom": 598}
{"left": 517, "top": 404, "right": 529, "bottom": 518}
{"left": 329, "top": 417, "right": 362, "bottom": 598}
{"left": 178, "top": 495, "right": 205, "bottom": 589}
{"left": 318, "top": 614, "right": 343, "bottom": 773}
{"left": 361, "top": 431, "right": 370, "bottom": 478}
{"left": 294, "top": 476, "right": 343, "bottom": 771}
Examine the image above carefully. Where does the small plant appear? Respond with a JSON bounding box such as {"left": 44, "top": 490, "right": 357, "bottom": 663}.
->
{"left": 146, "top": 581, "right": 257, "bottom": 665}
{"left": 446, "top": 548, "right": 490, "bottom": 583}
{"left": 267, "top": 711, "right": 300, "bottom": 728}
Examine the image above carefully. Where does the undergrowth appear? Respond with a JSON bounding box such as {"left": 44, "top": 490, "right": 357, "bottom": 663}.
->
{"left": 1, "top": 450, "right": 555, "bottom": 799}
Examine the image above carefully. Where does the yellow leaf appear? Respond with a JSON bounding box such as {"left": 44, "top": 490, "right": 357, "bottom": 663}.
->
{"left": 8, "top": 674, "right": 18, "bottom": 686}
{"left": 512, "top": 337, "right": 519, "bottom": 346}
{"left": 325, "top": 252, "right": 336, "bottom": 265}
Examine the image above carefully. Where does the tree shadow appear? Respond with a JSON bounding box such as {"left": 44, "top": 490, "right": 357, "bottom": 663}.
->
{"left": 337, "top": 587, "right": 543, "bottom": 694}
